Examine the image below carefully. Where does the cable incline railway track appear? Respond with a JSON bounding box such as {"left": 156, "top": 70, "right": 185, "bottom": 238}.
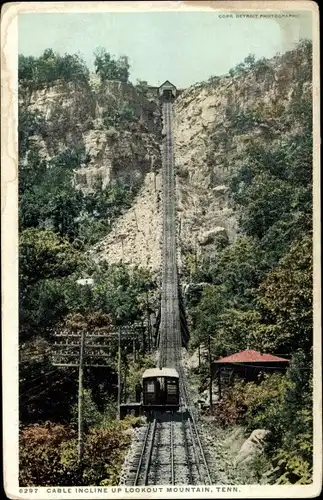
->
{"left": 122, "top": 100, "right": 212, "bottom": 486}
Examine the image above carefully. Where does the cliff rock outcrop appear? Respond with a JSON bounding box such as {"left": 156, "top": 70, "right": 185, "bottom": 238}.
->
{"left": 20, "top": 43, "right": 311, "bottom": 273}
{"left": 96, "top": 43, "right": 311, "bottom": 272}
{"left": 20, "top": 77, "right": 162, "bottom": 192}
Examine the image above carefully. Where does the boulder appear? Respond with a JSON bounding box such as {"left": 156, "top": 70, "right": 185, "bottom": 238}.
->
{"left": 198, "top": 227, "right": 227, "bottom": 246}
{"left": 212, "top": 185, "right": 228, "bottom": 196}
{"left": 234, "top": 429, "right": 270, "bottom": 466}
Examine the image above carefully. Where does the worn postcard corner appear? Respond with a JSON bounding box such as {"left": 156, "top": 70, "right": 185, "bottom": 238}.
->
{"left": 1, "top": 1, "right": 321, "bottom": 499}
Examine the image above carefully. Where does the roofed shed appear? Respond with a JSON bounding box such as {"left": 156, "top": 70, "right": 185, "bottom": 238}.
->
{"left": 212, "top": 349, "right": 289, "bottom": 397}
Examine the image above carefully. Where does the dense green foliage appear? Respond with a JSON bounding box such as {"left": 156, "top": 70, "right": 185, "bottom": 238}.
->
{"left": 94, "top": 48, "right": 130, "bottom": 83}
{"left": 18, "top": 49, "right": 156, "bottom": 480}
{"left": 19, "top": 49, "right": 90, "bottom": 89}
{"left": 19, "top": 419, "right": 141, "bottom": 486}
{"left": 188, "top": 41, "right": 313, "bottom": 484}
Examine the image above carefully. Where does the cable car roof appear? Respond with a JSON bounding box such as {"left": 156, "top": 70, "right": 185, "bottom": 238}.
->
{"left": 142, "top": 367, "right": 179, "bottom": 379}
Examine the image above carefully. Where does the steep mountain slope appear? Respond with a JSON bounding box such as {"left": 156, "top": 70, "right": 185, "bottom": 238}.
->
{"left": 19, "top": 43, "right": 311, "bottom": 273}
{"left": 94, "top": 42, "right": 312, "bottom": 272}
{"left": 174, "top": 42, "right": 311, "bottom": 269}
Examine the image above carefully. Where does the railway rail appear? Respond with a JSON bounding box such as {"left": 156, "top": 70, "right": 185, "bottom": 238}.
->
{"left": 124, "top": 411, "right": 211, "bottom": 486}
{"left": 122, "top": 100, "right": 212, "bottom": 486}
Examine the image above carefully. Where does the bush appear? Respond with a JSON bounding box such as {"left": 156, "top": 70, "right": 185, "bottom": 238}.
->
{"left": 102, "top": 103, "right": 137, "bottom": 129}
{"left": 19, "top": 421, "right": 132, "bottom": 486}
{"left": 211, "top": 380, "right": 246, "bottom": 425}
{"left": 19, "top": 50, "right": 89, "bottom": 89}
{"left": 19, "top": 423, "right": 78, "bottom": 486}
{"left": 80, "top": 426, "right": 131, "bottom": 485}
{"left": 94, "top": 48, "right": 130, "bottom": 83}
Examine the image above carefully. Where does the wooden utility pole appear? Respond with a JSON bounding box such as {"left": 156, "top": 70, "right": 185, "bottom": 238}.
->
{"left": 117, "top": 326, "right": 121, "bottom": 420}
{"left": 99, "top": 324, "right": 144, "bottom": 419}
{"left": 78, "top": 330, "right": 85, "bottom": 463}
{"left": 53, "top": 320, "right": 147, "bottom": 455}
{"left": 53, "top": 327, "right": 113, "bottom": 463}
{"left": 145, "top": 290, "right": 152, "bottom": 353}
{"left": 217, "top": 368, "right": 222, "bottom": 401}
{"left": 208, "top": 335, "right": 213, "bottom": 409}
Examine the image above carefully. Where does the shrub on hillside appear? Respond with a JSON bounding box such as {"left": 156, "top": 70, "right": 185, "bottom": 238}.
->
{"left": 211, "top": 382, "right": 246, "bottom": 425}
{"left": 19, "top": 424, "right": 78, "bottom": 486}
{"left": 19, "top": 421, "right": 132, "bottom": 486}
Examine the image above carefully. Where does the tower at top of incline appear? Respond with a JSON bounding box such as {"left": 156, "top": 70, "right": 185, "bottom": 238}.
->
{"left": 158, "top": 80, "right": 177, "bottom": 101}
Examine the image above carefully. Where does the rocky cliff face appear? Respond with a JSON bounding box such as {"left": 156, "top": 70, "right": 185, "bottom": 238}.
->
{"left": 21, "top": 44, "right": 311, "bottom": 274}
{"left": 173, "top": 43, "right": 311, "bottom": 270}
{"left": 94, "top": 43, "right": 311, "bottom": 273}
{"left": 92, "top": 170, "right": 163, "bottom": 271}
{"left": 20, "top": 76, "right": 162, "bottom": 192}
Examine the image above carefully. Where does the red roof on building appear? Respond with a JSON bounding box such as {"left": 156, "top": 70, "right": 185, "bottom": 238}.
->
{"left": 215, "top": 349, "right": 288, "bottom": 364}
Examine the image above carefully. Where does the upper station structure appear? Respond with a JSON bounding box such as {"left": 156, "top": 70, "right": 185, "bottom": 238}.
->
{"left": 158, "top": 80, "right": 177, "bottom": 101}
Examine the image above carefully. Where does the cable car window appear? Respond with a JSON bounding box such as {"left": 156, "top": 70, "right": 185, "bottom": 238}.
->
{"left": 146, "top": 381, "right": 155, "bottom": 393}
{"left": 167, "top": 379, "right": 177, "bottom": 394}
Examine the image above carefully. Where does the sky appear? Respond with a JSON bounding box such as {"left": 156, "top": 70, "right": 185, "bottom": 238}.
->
{"left": 18, "top": 11, "right": 312, "bottom": 88}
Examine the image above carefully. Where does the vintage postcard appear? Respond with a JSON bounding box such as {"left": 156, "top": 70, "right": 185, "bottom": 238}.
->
{"left": 1, "top": 1, "right": 321, "bottom": 499}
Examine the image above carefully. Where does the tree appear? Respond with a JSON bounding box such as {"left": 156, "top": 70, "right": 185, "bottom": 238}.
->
{"left": 57, "top": 53, "right": 89, "bottom": 84}
{"left": 136, "top": 79, "right": 149, "bottom": 95}
{"left": 116, "top": 55, "right": 130, "bottom": 83}
{"left": 94, "top": 48, "right": 130, "bottom": 83}
{"left": 244, "top": 53, "right": 256, "bottom": 69}
{"left": 18, "top": 54, "right": 36, "bottom": 83}
{"left": 255, "top": 234, "right": 312, "bottom": 355}
{"left": 19, "top": 147, "right": 85, "bottom": 238}
{"left": 210, "top": 236, "right": 269, "bottom": 304}
{"left": 36, "top": 48, "right": 58, "bottom": 85}
{"left": 192, "top": 284, "right": 227, "bottom": 350}
{"left": 19, "top": 228, "right": 83, "bottom": 340}
{"left": 20, "top": 228, "right": 82, "bottom": 285}
{"left": 19, "top": 49, "right": 90, "bottom": 88}
{"left": 18, "top": 110, "right": 46, "bottom": 158}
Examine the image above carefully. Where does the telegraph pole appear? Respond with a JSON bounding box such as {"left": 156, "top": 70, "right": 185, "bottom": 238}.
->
{"left": 53, "top": 326, "right": 113, "bottom": 463}
{"left": 53, "top": 321, "right": 146, "bottom": 441}
{"left": 117, "top": 326, "right": 121, "bottom": 420}
{"left": 145, "top": 290, "right": 152, "bottom": 353}
{"left": 208, "top": 335, "right": 213, "bottom": 409}
{"left": 78, "top": 330, "right": 85, "bottom": 463}
{"left": 97, "top": 324, "right": 143, "bottom": 419}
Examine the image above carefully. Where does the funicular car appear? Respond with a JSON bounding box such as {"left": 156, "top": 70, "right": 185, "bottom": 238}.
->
{"left": 142, "top": 367, "right": 180, "bottom": 411}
